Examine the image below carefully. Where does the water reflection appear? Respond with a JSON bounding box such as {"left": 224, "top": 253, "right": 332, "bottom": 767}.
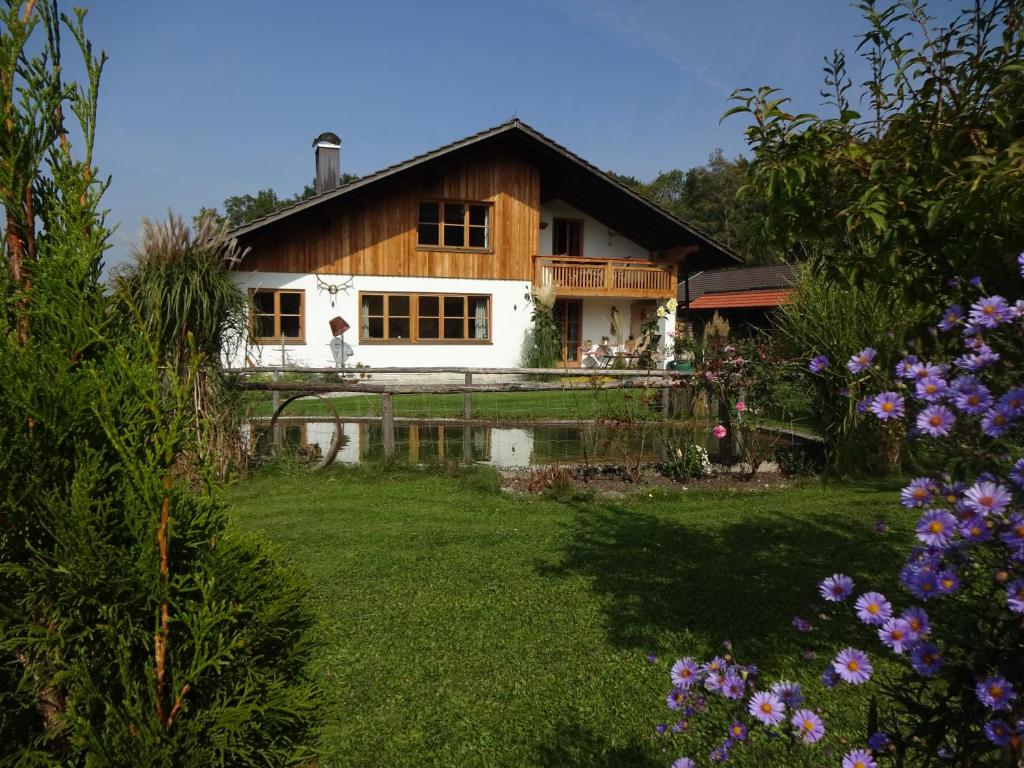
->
{"left": 250, "top": 419, "right": 805, "bottom": 468}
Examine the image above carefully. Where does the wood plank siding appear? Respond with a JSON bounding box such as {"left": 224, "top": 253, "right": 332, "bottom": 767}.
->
{"left": 239, "top": 146, "right": 540, "bottom": 280}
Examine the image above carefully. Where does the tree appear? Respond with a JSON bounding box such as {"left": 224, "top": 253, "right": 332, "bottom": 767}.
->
{"left": 725, "top": 0, "right": 1024, "bottom": 302}
{"left": 0, "top": 4, "right": 321, "bottom": 763}
{"left": 205, "top": 173, "right": 361, "bottom": 229}
{"left": 611, "top": 153, "right": 781, "bottom": 264}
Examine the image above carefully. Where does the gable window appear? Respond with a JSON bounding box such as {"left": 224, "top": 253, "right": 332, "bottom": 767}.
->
{"left": 360, "top": 292, "right": 490, "bottom": 343}
{"left": 417, "top": 201, "right": 491, "bottom": 251}
{"left": 552, "top": 218, "right": 583, "bottom": 256}
{"left": 251, "top": 289, "right": 304, "bottom": 343}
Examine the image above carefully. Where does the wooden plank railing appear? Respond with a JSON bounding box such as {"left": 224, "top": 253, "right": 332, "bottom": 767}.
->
{"left": 533, "top": 256, "right": 676, "bottom": 297}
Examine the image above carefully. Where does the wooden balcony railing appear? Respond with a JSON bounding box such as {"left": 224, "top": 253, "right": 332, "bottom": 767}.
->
{"left": 533, "top": 256, "right": 677, "bottom": 298}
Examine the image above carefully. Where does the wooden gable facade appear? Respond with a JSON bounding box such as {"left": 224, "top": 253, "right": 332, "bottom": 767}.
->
{"left": 238, "top": 144, "right": 540, "bottom": 282}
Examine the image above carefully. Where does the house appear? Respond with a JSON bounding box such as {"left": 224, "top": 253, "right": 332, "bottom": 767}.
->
{"left": 228, "top": 120, "right": 740, "bottom": 369}
{"left": 678, "top": 264, "right": 797, "bottom": 336}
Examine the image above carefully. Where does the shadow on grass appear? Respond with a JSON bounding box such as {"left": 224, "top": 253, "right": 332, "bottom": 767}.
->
{"left": 541, "top": 495, "right": 907, "bottom": 662}
{"left": 531, "top": 724, "right": 661, "bottom": 768}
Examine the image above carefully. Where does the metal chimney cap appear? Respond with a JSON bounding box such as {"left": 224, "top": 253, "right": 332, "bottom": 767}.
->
{"left": 314, "top": 131, "right": 341, "bottom": 147}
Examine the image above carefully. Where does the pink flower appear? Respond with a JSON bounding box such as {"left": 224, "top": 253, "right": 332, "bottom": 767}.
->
{"left": 712, "top": 425, "right": 727, "bottom": 439}
{"left": 735, "top": 401, "right": 747, "bottom": 413}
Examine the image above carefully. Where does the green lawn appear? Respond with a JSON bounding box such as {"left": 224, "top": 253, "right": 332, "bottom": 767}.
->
{"left": 250, "top": 387, "right": 665, "bottom": 422}
{"left": 227, "top": 467, "right": 907, "bottom": 767}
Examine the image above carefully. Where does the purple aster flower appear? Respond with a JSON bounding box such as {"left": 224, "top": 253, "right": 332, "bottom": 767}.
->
{"left": 708, "top": 742, "right": 731, "bottom": 763}
{"left": 748, "top": 691, "right": 786, "bottom": 725}
{"left": 842, "top": 748, "right": 877, "bottom": 768}
{"left": 671, "top": 658, "right": 700, "bottom": 689}
{"left": 915, "top": 510, "right": 957, "bottom": 548}
{"left": 720, "top": 670, "right": 745, "bottom": 700}
{"left": 969, "top": 296, "right": 1011, "bottom": 329}
{"left": 911, "top": 362, "right": 947, "bottom": 380}
{"left": 855, "top": 592, "right": 892, "bottom": 625}
{"left": 916, "top": 405, "right": 955, "bottom": 437}
{"left": 958, "top": 514, "right": 992, "bottom": 543}
{"left": 954, "top": 384, "right": 993, "bottom": 414}
{"left": 984, "top": 719, "right": 1012, "bottom": 747}
{"left": 819, "top": 573, "right": 855, "bottom": 602}
{"left": 937, "top": 304, "right": 963, "bottom": 332}
{"left": 808, "top": 355, "right": 829, "bottom": 373}
{"left": 847, "top": 347, "right": 877, "bottom": 374}
{"left": 1019, "top": 251, "right": 1024, "bottom": 277}
{"left": 672, "top": 720, "right": 689, "bottom": 733}
{"left": 771, "top": 680, "right": 804, "bottom": 708}
{"left": 791, "top": 709, "right": 825, "bottom": 743}
{"left": 667, "top": 688, "right": 688, "bottom": 710}
{"left": 1006, "top": 579, "right": 1024, "bottom": 613}
{"left": 655, "top": 722, "right": 669, "bottom": 734}
{"left": 1000, "top": 388, "right": 1024, "bottom": 414}
{"left": 964, "top": 481, "right": 1012, "bottom": 516}
{"left": 878, "top": 618, "right": 913, "bottom": 653}
{"left": 1000, "top": 514, "right": 1024, "bottom": 548}
{"left": 910, "top": 642, "right": 943, "bottom": 676}
{"left": 1010, "top": 458, "right": 1024, "bottom": 489}
{"left": 728, "top": 721, "right": 748, "bottom": 741}
{"left": 901, "top": 606, "right": 931, "bottom": 639}
{"left": 819, "top": 667, "right": 838, "bottom": 690}
{"left": 868, "top": 732, "right": 892, "bottom": 752}
{"left": 702, "top": 656, "right": 726, "bottom": 675}
{"left": 672, "top": 759, "right": 696, "bottom": 768}
{"left": 907, "top": 569, "right": 940, "bottom": 601}
{"left": 936, "top": 570, "right": 960, "bottom": 595}
{"left": 915, "top": 376, "right": 948, "bottom": 402}
{"left": 871, "top": 392, "right": 905, "bottom": 420}
{"left": 646, "top": 653, "right": 658, "bottom": 663}
{"left": 833, "top": 648, "right": 873, "bottom": 684}
{"left": 981, "top": 404, "right": 1015, "bottom": 437}
{"left": 792, "top": 615, "right": 812, "bottom": 633}
{"left": 894, "top": 357, "right": 917, "bottom": 378}
{"left": 976, "top": 676, "right": 1016, "bottom": 711}
{"left": 901, "top": 477, "right": 935, "bottom": 508}
{"left": 954, "top": 349, "right": 1000, "bottom": 371}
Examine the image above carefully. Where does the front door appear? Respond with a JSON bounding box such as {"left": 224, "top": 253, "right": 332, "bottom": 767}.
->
{"left": 554, "top": 299, "right": 583, "bottom": 365}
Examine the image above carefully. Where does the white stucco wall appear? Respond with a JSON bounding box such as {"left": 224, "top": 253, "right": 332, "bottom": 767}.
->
{"left": 539, "top": 200, "right": 649, "bottom": 260}
{"left": 230, "top": 272, "right": 534, "bottom": 369}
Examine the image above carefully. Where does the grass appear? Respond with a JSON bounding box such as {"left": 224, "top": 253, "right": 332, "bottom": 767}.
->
{"left": 227, "top": 466, "right": 908, "bottom": 767}
{"left": 249, "top": 387, "right": 666, "bottom": 422}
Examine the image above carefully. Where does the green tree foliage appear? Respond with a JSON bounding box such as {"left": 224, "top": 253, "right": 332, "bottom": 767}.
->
{"left": 0, "top": 4, "right": 321, "bottom": 763}
{"left": 205, "top": 173, "right": 361, "bottom": 229}
{"left": 725, "top": 0, "right": 1024, "bottom": 300}
{"left": 611, "top": 152, "right": 779, "bottom": 263}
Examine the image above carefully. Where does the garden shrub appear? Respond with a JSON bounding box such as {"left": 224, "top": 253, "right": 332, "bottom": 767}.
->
{"left": 653, "top": 256, "right": 1024, "bottom": 766}
{"left": 0, "top": 6, "right": 322, "bottom": 764}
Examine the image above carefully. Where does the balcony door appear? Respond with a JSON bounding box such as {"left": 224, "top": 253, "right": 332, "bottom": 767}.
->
{"left": 552, "top": 218, "right": 583, "bottom": 256}
{"left": 553, "top": 299, "right": 583, "bottom": 365}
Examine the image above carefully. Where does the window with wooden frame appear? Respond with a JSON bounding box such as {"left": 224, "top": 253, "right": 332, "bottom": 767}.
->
{"left": 417, "top": 201, "right": 491, "bottom": 251}
{"left": 359, "top": 292, "right": 490, "bottom": 343}
{"left": 552, "top": 218, "right": 583, "bottom": 256}
{"left": 251, "top": 289, "right": 304, "bottom": 343}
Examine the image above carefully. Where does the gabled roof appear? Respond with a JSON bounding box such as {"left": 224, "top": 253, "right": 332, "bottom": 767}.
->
{"left": 230, "top": 119, "right": 742, "bottom": 271}
{"left": 678, "top": 264, "right": 797, "bottom": 304}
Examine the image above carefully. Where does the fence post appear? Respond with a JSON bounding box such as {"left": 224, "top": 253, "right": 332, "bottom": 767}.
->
{"left": 464, "top": 372, "right": 473, "bottom": 421}
{"left": 272, "top": 370, "right": 282, "bottom": 450}
{"left": 660, "top": 382, "right": 670, "bottom": 420}
{"left": 381, "top": 393, "right": 395, "bottom": 459}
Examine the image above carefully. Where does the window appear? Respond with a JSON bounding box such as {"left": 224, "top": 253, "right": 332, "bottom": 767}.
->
{"left": 360, "top": 293, "right": 490, "bottom": 342}
{"left": 417, "top": 201, "right": 491, "bottom": 250}
{"left": 251, "top": 289, "right": 304, "bottom": 342}
{"left": 552, "top": 218, "right": 583, "bottom": 256}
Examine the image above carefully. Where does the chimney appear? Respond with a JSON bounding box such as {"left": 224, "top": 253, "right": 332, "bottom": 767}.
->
{"left": 313, "top": 131, "right": 341, "bottom": 194}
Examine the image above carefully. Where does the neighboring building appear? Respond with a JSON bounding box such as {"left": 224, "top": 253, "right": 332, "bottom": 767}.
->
{"left": 229, "top": 120, "right": 739, "bottom": 369}
{"left": 677, "top": 264, "right": 797, "bottom": 335}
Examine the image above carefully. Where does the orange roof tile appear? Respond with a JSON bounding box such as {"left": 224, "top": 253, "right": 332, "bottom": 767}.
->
{"left": 688, "top": 288, "right": 792, "bottom": 310}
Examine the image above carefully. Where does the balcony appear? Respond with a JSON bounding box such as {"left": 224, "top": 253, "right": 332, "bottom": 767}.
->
{"left": 533, "top": 256, "right": 677, "bottom": 298}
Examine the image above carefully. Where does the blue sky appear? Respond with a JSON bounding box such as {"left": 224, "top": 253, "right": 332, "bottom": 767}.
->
{"left": 71, "top": 0, "right": 945, "bottom": 266}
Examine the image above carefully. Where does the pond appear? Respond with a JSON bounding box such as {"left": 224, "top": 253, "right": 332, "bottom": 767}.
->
{"left": 249, "top": 418, "right": 812, "bottom": 469}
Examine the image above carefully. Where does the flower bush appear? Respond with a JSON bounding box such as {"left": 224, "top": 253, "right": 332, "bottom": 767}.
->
{"left": 655, "top": 257, "right": 1024, "bottom": 766}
